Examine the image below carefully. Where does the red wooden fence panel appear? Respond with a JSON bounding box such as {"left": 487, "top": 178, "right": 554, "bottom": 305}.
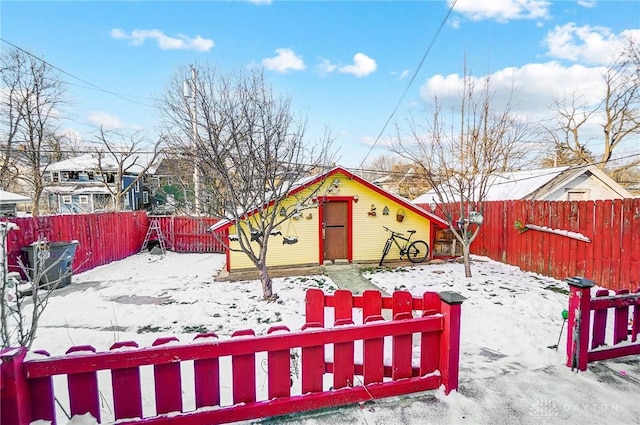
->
{"left": 466, "top": 199, "right": 640, "bottom": 291}
{"left": 566, "top": 278, "right": 640, "bottom": 371}
{"left": 3, "top": 212, "right": 149, "bottom": 278}
{"left": 0, "top": 289, "right": 465, "bottom": 425}
{"left": 151, "top": 216, "right": 224, "bottom": 253}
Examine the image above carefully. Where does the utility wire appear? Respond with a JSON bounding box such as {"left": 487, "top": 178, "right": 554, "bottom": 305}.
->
{"left": 357, "top": 0, "right": 458, "bottom": 169}
{"left": 0, "top": 38, "right": 154, "bottom": 108}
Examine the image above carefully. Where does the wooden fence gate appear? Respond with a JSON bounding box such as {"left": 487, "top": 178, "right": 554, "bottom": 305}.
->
{"left": 566, "top": 277, "right": 640, "bottom": 371}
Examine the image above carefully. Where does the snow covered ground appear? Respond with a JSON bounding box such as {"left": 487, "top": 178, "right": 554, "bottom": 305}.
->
{"left": 23, "top": 252, "right": 640, "bottom": 424}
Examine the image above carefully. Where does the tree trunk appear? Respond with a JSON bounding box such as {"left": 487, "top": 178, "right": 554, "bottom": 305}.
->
{"left": 462, "top": 243, "right": 472, "bottom": 278}
{"left": 258, "top": 263, "right": 275, "bottom": 300}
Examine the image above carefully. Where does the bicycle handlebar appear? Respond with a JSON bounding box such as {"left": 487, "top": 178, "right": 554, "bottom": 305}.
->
{"left": 383, "top": 226, "right": 403, "bottom": 237}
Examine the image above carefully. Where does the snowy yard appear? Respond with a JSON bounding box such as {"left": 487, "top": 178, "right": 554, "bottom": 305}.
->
{"left": 25, "top": 252, "right": 640, "bottom": 424}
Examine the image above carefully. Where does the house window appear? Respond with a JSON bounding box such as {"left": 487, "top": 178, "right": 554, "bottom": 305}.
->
{"left": 124, "top": 196, "right": 130, "bottom": 207}
{"left": 62, "top": 195, "right": 72, "bottom": 204}
{"left": 79, "top": 195, "right": 89, "bottom": 204}
{"left": 143, "top": 191, "right": 149, "bottom": 204}
{"left": 567, "top": 190, "right": 589, "bottom": 201}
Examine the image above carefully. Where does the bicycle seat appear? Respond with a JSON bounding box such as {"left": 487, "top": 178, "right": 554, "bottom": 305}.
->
{"left": 407, "top": 230, "right": 416, "bottom": 234}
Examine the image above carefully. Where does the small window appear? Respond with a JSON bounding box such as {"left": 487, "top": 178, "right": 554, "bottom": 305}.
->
{"left": 79, "top": 195, "right": 89, "bottom": 204}
{"left": 143, "top": 191, "right": 149, "bottom": 204}
{"left": 62, "top": 195, "right": 72, "bottom": 204}
{"left": 567, "top": 190, "right": 588, "bottom": 201}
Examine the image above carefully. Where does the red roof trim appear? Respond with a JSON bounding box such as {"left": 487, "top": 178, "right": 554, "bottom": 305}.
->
{"left": 209, "top": 166, "right": 450, "bottom": 231}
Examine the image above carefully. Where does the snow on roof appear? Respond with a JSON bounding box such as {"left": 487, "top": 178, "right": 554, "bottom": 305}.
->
{"left": 0, "top": 190, "right": 31, "bottom": 203}
{"left": 43, "top": 185, "right": 115, "bottom": 195}
{"left": 413, "top": 166, "right": 570, "bottom": 203}
{"left": 46, "top": 152, "right": 160, "bottom": 174}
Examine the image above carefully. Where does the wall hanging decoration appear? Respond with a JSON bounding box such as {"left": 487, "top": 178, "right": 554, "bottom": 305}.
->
{"left": 382, "top": 206, "right": 390, "bottom": 216}
{"left": 368, "top": 204, "right": 377, "bottom": 217}
{"left": 283, "top": 219, "right": 299, "bottom": 245}
{"left": 396, "top": 208, "right": 405, "bottom": 222}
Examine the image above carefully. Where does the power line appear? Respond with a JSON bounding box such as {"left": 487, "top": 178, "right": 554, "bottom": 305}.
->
{"left": 0, "top": 38, "right": 155, "bottom": 108}
{"left": 357, "top": 0, "right": 458, "bottom": 169}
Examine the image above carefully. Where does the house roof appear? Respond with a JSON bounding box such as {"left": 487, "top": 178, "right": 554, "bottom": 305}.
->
{"left": 413, "top": 165, "right": 633, "bottom": 203}
{"left": 209, "top": 165, "right": 449, "bottom": 232}
{"left": 0, "top": 190, "right": 31, "bottom": 204}
{"left": 46, "top": 152, "right": 161, "bottom": 175}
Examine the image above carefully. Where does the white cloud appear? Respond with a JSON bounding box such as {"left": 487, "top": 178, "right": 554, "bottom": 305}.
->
{"left": 110, "top": 28, "right": 214, "bottom": 52}
{"left": 390, "top": 69, "right": 410, "bottom": 80}
{"left": 419, "top": 62, "right": 607, "bottom": 120}
{"left": 577, "top": 0, "right": 596, "bottom": 8}
{"left": 262, "top": 48, "right": 306, "bottom": 73}
{"left": 339, "top": 53, "right": 377, "bottom": 77}
{"left": 316, "top": 58, "right": 338, "bottom": 75}
{"left": 543, "top": 23, "right": 640, "bottom": 65}
{"left": 87, "top": 111, "right": 127, "bottom": 130}
{"left": 449, "top": 0, "right": 550, "bottom": 23}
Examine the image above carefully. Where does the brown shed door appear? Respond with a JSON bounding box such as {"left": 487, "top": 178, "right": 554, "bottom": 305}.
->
{"left": 323, "top": 201, "right": 348, "bottom": 261}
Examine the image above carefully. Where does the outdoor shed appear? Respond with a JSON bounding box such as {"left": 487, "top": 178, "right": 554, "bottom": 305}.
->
{"left": 212, "top": 166, "right": 449, "bottom": 273}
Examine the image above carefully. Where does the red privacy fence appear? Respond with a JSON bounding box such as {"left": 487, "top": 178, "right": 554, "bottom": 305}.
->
{"left": 3, "top": 212, "right": 149, "bottom": 276}
{"left": 2, "top": 213, "right": 226, "bottom": 278}
{"left": 151, "top": 216, "right": 225, "bottom": 253}
{"left": 436, "top": 199, "right": 640, "bottom": 292}
{"left": 0, "top": 289, "right": 465, "bottom": 425}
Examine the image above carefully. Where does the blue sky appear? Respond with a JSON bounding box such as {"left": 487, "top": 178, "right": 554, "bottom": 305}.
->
{"left": 2, "top": 0, "right": 639, "bottom": 168}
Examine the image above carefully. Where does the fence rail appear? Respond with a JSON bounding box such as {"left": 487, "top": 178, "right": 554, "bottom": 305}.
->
{"left": 565, "top": 277, "right": 640, "bottom": 371}
{"left": 0, "top": 289, "right": 464, "bottom": 425}
{"left": 418, "top": 199, "right": 640, "bottom": 291}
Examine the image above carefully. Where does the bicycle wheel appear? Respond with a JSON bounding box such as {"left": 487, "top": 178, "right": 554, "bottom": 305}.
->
{"left": 407, "top": 240, "right": 429, "bottom": 263}
{"left": 379, "top": 239, "right": 392, "bottom": 266}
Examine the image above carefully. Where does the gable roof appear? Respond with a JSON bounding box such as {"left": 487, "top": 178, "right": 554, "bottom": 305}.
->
{"left": 413, "top": 165, "right": 633, "bottom": 203}
{"left": 0, "top": 190, "right": 31, "bottom": 204}
{"left": 210, "top": 165, "right": 449, "bottom": 232}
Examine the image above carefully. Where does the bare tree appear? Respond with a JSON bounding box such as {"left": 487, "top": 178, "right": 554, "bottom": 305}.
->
{"left": 395, "top": 72, "right": 529, "bottom": 277}
{"left": 546, "top": 39, "right": 640, "bottom": 176}
{"left": 159, "top": 65, "right": 333, "bottom": 300}
{"left": 0, "top": 48, "right": 67, "bottom": 215}
{"left": 93, "top": 127, "right": 163, "bottom": 211}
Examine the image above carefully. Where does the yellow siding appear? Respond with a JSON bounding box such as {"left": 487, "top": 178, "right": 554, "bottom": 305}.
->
{"left": 228, "top": 172, "right": 432, "bottom": 271}
{"left": 228, "top": 193, "right": 320, "bottom": 270}
{"left": 340, "top": 177, "right": 431, "bottom": 263}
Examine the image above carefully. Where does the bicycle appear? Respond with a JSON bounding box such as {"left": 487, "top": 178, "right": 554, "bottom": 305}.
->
{"left": 379, "top": 226, "right": 430, "bottom": 266}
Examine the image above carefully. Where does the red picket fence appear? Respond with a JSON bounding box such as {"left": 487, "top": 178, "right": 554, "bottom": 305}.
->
{"left": 418, "top": 199, "right": 640, "bottom": 291}
{"left": 3, "top": 212, "right": 149, "bottom": 277}
{"left": 151, "top": 216, "right": 225, "bottom": 253}
{"left": 0, "top": 289, "right": 465, "bottom": 425}
{"left": 565, "top": 277, "right": 640, "bottom": 371}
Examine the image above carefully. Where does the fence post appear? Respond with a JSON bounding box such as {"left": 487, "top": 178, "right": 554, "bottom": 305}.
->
{"left": 566, "top": 276, "right": 594, "bottom": 371}
{"left": 1, "top": 347, "right": 30, "bottom": 425}
{"left": 438, "top": 291, "right": 465, "bottom": 394}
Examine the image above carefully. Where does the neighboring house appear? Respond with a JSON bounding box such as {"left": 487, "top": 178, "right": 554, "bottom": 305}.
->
{"left": 211, "top": 166, "right": 449, "bottom": 274}
{"left": 413, "top": 165, "right": 634, "bottom": 204}
{"left": 413, "top": 165, "right": 634, "bottom": 257}
{"left": 43, "top": 153, "right": 158, "bottom": 214}
{"left": 0, "top": 190, "right": 31, "bottom": 217}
